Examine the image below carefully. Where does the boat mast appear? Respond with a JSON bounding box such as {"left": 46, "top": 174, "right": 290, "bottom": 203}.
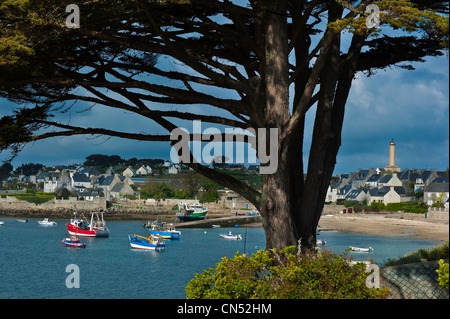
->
{"left": 89, "top": 212, "right": 94, "bottom": 231}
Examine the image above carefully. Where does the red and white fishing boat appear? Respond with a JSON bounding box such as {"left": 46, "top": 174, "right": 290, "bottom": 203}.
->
{"left": 66, "top": 211, "right": 110, "bottom": 237}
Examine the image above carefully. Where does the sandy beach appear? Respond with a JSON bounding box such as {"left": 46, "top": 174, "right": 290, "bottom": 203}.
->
{"left": 318, "top": 213, "right": 449, "bottom": 241}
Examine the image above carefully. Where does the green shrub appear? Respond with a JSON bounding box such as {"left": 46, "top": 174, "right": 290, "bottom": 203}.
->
{"left": 436, "top": 259, "right": 449, "bottom": 290}
{"left": 385, "top": 202, "right": 427, "bottom": 214}
{"left": 370, "top": 202, "right": 385, "bottom": 210}
{"left": 186, "top": 247, "right": 389, "bottom": 299}
{"left": 385, "top": 241, "right": 449, "bottom": 266}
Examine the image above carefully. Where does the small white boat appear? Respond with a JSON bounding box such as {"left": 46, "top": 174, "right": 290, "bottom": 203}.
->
{"left": 38, "top": 218, "right": 57, "bottom": 225}
{"left": 316, "top": 239, "right": 327, "bottom": 245}
{"left": 350, "top": 246, "right": 373, "bottom": 253}
{"left": 0, "top": 221, "right": 4, "bottom": 226}
{"left": 220, "top": 231, "right": 242, "bottom": 240}
{"left": 212, "top": 224, "right": 221, "bottom": 228}
{"left": 16, "top": 219, "right": 28, "bottom": 223}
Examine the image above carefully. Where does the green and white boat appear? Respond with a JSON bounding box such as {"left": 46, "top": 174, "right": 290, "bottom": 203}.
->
{"left": 176, "top": 202, "right": 208, "bottom": 222}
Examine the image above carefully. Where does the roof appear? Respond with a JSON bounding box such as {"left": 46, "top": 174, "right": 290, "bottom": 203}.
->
{"left": 78, "top": 166, "right": 100, "bottom": 176}
{"left": 368, "top": 187, "right": 390, "bottom": 197}
{"left": 366, "top": 174, "right": 381, "bottom": 182}
{"left": 424, "top": 182, "right": 449, "bottom": 193}
{"left": 96, "top": 175, "right": 116, "bottom": 186}
{"left": 398, "top": 170, "right": 410, "bottom": 180}
{"left": 378, "top": 175, "right": 391, "bottom": 184}
{"left": 432, "top": 177, "right": 449, "bottom": 183}
{"left": 110, "top": 182, "right": 125, "bottom": 193}
{"left": 345, "top": 189, "right": 365, "bottom": 200}
{"left": 72, "top": 173, "right": 90, "bottom": 183}
{"left": 337, "top": 185, "right": 352, "bottom": 195}
{"left": 386, "top": 173, "right": 402, "bottom": 187}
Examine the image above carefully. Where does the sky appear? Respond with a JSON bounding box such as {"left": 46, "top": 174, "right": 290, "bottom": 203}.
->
{"left": 0, "top": 40, "right": 449, "bottom": 175}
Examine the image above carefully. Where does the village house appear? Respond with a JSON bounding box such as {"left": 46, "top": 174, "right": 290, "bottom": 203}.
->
{"left": 110, "top": 181, "right": 135, "bottom": 199}
{"left": 336, "top": 184, "right": 353, "bottom": 201}
{"left": 168, "top": 164, "right": 181, "bottom": 174}
{"left": 366, "top": 174, "right": 382, "bottom": 187}
{"left": 349, "top": 168, "right": 374, "bottom": 189}
{"left": 72, "top": 173, "right": 92, "bottom": 190}
{"left": 424, "top": 179, "right": 449, "bottom": 206}
{"left": 365, "top": 174, "right": 411, "bottom": 205}
{"left": 136, "top": 165, "right": 152, "bottom": 175}
{"left": 122, "top": 166, "right": 136, "bottom": 177}
{"left": 367, "top": 187, "right": 390, "bottom": 205}
{"left": 78, "top": 188, "right": 104, "bottom": 201}
{"left": 43, "top": 172, "right": 59, "bottom": 193}
{"left": 345, "top": 189, "right": 367, "bottom": 203}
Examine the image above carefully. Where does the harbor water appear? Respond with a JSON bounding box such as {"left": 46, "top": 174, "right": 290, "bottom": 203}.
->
{"left": 0, "top": 218, "right": 442, "bottom": 299}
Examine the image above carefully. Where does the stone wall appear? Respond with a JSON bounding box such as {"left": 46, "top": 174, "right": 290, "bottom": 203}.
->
{"left": 0, "top": 196, "right": 107, "bottom": 211}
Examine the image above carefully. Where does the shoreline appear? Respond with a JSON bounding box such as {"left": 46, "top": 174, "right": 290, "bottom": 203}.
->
{"left": 1, "top": 209, "right": 448, "bottom": 242}
{"left": 318, "top": 213, "right": 449, "bottom": 242}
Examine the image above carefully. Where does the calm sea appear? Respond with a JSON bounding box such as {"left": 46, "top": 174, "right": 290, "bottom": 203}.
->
{"left": 0, "top": 217, "right": 442, "bottom": 299}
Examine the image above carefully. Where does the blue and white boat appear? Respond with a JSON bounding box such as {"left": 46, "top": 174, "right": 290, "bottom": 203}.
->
{"left": 128, "top": 234, "right": 165, "bottom": 251}
{"left": 149, "top": 222, "right": 181, "bottom": 239}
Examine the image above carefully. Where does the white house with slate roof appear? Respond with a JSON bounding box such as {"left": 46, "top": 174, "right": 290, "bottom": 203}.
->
{"left": 384, "top": 173, "right": 403, "bottom": 204}
{"left": 424, "top": 179, "right": 449, "bottom": 206}
{"left": 345, "top": 189, "right": 367, "bottom": 202}
{"left": 122, "top": 166, "right": 135, "bottom": 177}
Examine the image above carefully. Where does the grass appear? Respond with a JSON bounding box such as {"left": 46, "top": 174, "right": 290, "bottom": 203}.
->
{"left": 10, "top": 192, "right": 56, "bottom": 205}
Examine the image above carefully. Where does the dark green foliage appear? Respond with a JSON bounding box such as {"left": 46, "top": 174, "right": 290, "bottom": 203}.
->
{"left": 385, "top": 202, "right": 428, "bottom": 213}
{"left": 186, "top": 246, "right": 389, "bottom": 299}
{"left": 370, "top": 202, "right": 385, "bottom": 210}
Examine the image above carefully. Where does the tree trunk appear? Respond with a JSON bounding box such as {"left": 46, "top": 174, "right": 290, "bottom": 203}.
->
{"left": 260, "top": 156, "right": 300, "bottom": 251}
{"left": 259, "top": 0, "right": 299, "bottom": 251}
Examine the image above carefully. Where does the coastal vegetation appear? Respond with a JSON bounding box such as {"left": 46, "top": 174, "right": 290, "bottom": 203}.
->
{"left": 337, "top": 199, "right": 429, "bottom": 214}
{"left": 384, "top": 241, "right": 449, "bottom": 266}
{"left": 437, "top": 259, "right": 449, "bottom": 290}
{"left": 186, "top": 246, "right": 389, "bottom": 299}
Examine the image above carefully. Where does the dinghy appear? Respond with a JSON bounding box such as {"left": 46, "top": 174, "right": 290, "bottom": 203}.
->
{"left": 220, "top": 231, "right": 242, "bottom": 240}
{"left": 349, "top": 246, "right": 373, "bottom": 252}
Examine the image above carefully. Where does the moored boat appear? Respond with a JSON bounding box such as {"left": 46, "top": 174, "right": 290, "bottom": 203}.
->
{"left": 149, "top": 222, "right": 181, "bottom": 239}
{"left": 128, "top": 234, "right": 165, "bottom": 251}
{"left": 316, "top": 239, "right": 327, "bottom": 245}
{"left": 16, "top": 219, "right": 28, "bottom": 223}
{"left": 350, "top": 246, "right": 373, "bottom": 252}
{"left": 220, "top": 231, "right": 242, "bottom": 240}
{"left": 0, "top": 221, "right": 4, "bottom": 226}
{"left": 62, "top": 235, "right": 86, "bottom": 248}
{"left": 38, "top": 218, "right": 57, "bottom": 225}
{"left": 176, "top": 202, "right": 208, "bottom": 222}
{"left": 66, "top": 211, "right": 110, "bottom": 237}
